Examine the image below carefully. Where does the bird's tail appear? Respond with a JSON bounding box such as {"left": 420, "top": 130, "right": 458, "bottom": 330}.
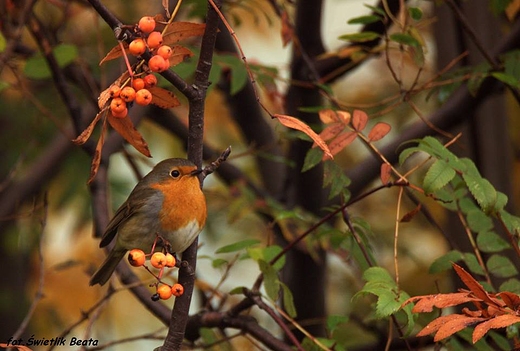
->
{"left": 89, "top": 249, "right": 126, "bottom": 286}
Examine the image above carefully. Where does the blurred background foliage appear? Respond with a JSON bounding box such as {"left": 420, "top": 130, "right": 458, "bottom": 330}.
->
{"left": 1, "top": 0, "right": 520, "bottom": 350}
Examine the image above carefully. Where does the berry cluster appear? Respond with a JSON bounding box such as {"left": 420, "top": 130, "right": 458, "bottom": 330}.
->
{"left": 127, "top": 249, "right": 184, "bottom": 300}
{"left": 108, "top": 16, "right": 173, "bottom": 118}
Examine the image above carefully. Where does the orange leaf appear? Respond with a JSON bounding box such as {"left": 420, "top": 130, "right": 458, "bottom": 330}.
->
{"left": 498, "top": 291, "right": 520, "bottom": 311}
{"left": 352, "top": 109, "right": 368, "bottom": 131}
{"left": 274, "top": 114, "right": 332, "bottom": 159}
{"left": 434, "top": 315, "right": 485, "bottom": 341}
{"left": 319, "top": 109, "right": 340, "bottom": 124}
{"left": 452, "top": 263, "right": 495, "bottom": 305}
{"left": 107, "top": 114, "right": 151, "bottom": 157}
{"left": 380, "top": 163, "right": 392, "bottom": 184}
{"left": 416, "top": 315, "right": 459, "bottom": 337}
{"left": 472, "top": 315, "right": 520, "bottom": 343}
{"left": 336, "top": 110, "right": 351, "bottom": 124}
{"left": 410, "top": 292, "right": 477, "bottom": 313}
{"left": 400, "top": 203, "right": 422, "bottom": 223}
{"left": 98, "top": 72, "right": 129, "bottom": 109}
{"left": 72, "top": 110, "right": 104, "bottom": 145}
{"left": 168, "top": 45, "right": 194, "bottom": 67}
{"left": 87, "top": 118, "right": 107, "bottom": 184}
{"left": 280, "top": 10, "right": 293, "bottom": 47}
{"left": 162, "top": 22, "right": 206, "bottom": 46}
{"left": 149, "top": 86, "right": 181, "bottom": 109}
{"left": 327, "top": 131, "right": 357, "bottom": 157}
{"left": 318, "top": 122, "right": 344, "bottom": 142}
{"left": 367, "top": 122, "right": 391, "bottom": 141}
{"left": 99, "top": 42, "right": 128, "bottom": 65}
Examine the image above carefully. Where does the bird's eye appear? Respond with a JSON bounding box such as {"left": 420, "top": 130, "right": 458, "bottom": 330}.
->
{"left": 170, "top": 169, "right": 181, "bottom": 178}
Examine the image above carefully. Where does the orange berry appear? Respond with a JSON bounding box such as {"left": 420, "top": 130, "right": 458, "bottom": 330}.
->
{"left": 157, "top": 284, "right": 172, "bottom": 300}
{"left": 111, "top": 107, "right": 128, "bottom": 119}
{"left": 164, "top": 253, "right": 176, "bottom": 268}
{"left": 128, "top": 249, "right": 146, "bottom": 267}
{"left": 157, "top": 45, "right": 173, "bottom": 59}
{"left": 150, "top": 252, "right": 166, "bottom": 268}
{"left": 120, "top": 86, "right": 136, "bottom": 102}
{"left": 143, "top": 74, "right": 158, "bottom": 88}
{"left": 138, "top": 16, "right": 156, "bottom": 34}
{"left": 110, "top": 97, "right": 126, "bottom": 114}
{"left": 108, "top": 85, "right": 121, "bottom": 98}
{"left": 171, "top": 283, "right": 184, "bottom": 297}
{"left": 146, "top": 31, "right": 163, "bottom": 49}
{"left": 132, "top": 78, "right": 145, "bottom": 91}
{"left": 128, "top": 38, "right": 146, "bottom": 56}
{"left": 148, "top": 55, "right": 167, "bottom": 72}
{"left": 135, "top": 88, "right": 152, "bottom": 106}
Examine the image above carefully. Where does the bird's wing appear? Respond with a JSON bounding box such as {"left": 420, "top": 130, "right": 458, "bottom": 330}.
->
{"left": 99, "top": 186, "right": 158, "bottom": 248}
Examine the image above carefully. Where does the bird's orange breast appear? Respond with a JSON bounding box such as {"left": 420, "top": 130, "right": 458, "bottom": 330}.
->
{"left": 150, "top": 176, "right": 207, "bottom": 233}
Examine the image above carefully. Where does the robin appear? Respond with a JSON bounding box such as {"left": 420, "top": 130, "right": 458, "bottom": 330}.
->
{"left": 89, "top": 158, "right": 206, "bottom": 286}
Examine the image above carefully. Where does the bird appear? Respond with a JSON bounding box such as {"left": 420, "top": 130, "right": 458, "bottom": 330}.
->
{"left": 89, "top": 158, "right": 207, "bottom": 286}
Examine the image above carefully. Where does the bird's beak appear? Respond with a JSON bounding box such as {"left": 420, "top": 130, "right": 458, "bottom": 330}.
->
{"left": 190, "top": 168, "right": 203, "bottom": 176}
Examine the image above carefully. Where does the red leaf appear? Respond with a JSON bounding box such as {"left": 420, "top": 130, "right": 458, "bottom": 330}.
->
{"left": 107, "top": 114, "right": 151, "bottom": 157}
{"left": 416, "top": 315, "right": 460, "bottom": 337}
{"left": 367, "top": 122, "right": 391, "bottom": 141}
{"left": 400, "top": 203, "right": 422, "bottom": 223}
{"left": 318, "top": 122, "right": 344, "bottom": 142}
{"left": 498, "top": 291, "right": 520, "bottom": 311}
{"left": 380, "top": 163, "right": 392, "bottom": 184}
{"left": 409, "top": 292, "right": 477, "bottom": 313}
{"left": 327, "top": 131, "right": 357, "bottom": 157}
{"left": 319, "top": 109, "right": 340, "bottom": 124}
{"left": 352, "top": 109, "right": 368, "bottom": 131}
{"left": 434, "top": 315, "right": 485, "bottom": 342}
{"left": 87, "top": 118, "right": 107, "bottom": 184}
{"left": 473, "top": 315, "right": 520, "bottom": 343}
{"left": 162, "top": 22, "right": 206, "bottom": 46}
{"left": 168, "top": 45, "right": 194, "bottom": 67}
{"left": 149, "top": 86, "right": 181, "bottom": 108}
{"left": 72, "top": 110, "right": 104, "bottom": 145}
{"left": 452, "top": 263, "right": 495, "bottom": 305}
{"left": 274, "top": 114, "right": 332, "bottom": 159}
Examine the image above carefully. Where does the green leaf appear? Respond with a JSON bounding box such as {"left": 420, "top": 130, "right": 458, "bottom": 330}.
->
{"left": 323, "top": 161, "right": 351, "bottom": 200}
{"left": 25, "top": 44, "right": 78, "bottom": 79}
{"left": 0, "top": 32, "right": 6, "bottom": 52}
{"left": 347, "top": 15, "right": 381, "bottom": 25}
{"left": 488, "top": 330, "right": 513, "bottom": 351}
{"left": 423, "top": 159, "right": 456, "bottom": 193}
{"left": 486, "top": 254, "right": 518, "bottom": 278}
{"left": 216, "top": 239, "right": 261, "bottom": 253}
{"left": 211, "top": 258, "right": 229, "bottom": 268}
{"left": 259, "top": 259, "right": 280, "bottom": 301}
{"left": 326, "top": 315, "right": 349, "bottom": 333}
{"left": 466, "top": 209, "right": 494, "bottom": 233}
{"left": 429, "top": 250, "right": 464, "bottom": 274}
{"left": 503, "top": 50, "right": 520, "bottom": 79}
{"left": 398, "top": 146, "right": 421, "bottom": 165}
{"left": 389, "top": 33, "right": 420, "bottom": 47}
{"left": 499, "top": 210, "right": 520, "bottom": 233}
{"left": 491, "top": 72, "right": 520, "bottom": 88}
{"left": 476, "top": 231, "right": 510, "bottom": 253}
{"left": 338, "top": 31, "right": 380, "bottom": 43}
{"left": 248, "top": 245, "right": 285, "bottom": 271}
{"left": 490, "top": 0, "right": 514, "bottom": 15}
{"left": 364, "top": 4, "right": 387, "bottom": 16}
{"left": 408, "top": 7, "right": 423, "bottom": 20}
{"left": 498, "top": 278, "right": 520, "bottom": 294}
{"left": 302, "top": 147, "right": 323, "bottom": 172}
{"left": 461, "top": 161, "right": 497, "bottom": 213}
{"left": 463, "top": 252, "right": 486, "bottom": 275}
{"left": 229, "top": 286, "right": 247, "bottom": 295}
{"left": 280, "top": 282, "right": 297, "bottom": 318}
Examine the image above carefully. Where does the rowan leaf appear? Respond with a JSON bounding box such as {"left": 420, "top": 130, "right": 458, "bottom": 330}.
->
{"left": 302, "top": 147, "right": 323, "bottom": 172}
{"left": 107, "top": 114, "right": 151, "bottom": 157}
{"left": 281, "top": 282, "right": 297, "bottom": 318}
{"left": 404, "top": 292, "right": 476, "bottom": 313}
{"left": 327, "top": 131, "right": 357, "bottom": 157}
{"left": 486, "top": 254, "right": 518, "bottom": 278}
{"left": 318, "top": 109, "right": 340, "bottom": 123}
{"left": 216, "top": 239, "right": 261, "bottom": 253}
{"left": 259, "top": 259, "right": 280, "bottom": 301}
{"left": 452, "top": 263, "right": 494, "bottom": 304}
{"left": 339, "top": 31, "right": 380, "bottom": 43}
{"left": 352, "top": 109, "right": 368, "bottom": 131}
{"left": 168, "top": 45, "right": 194, "bottom": 67}
{"left": 367, "top": 122, "right": 391, "bottom": 141}
{"left": 497, "top": 291, "right": 520, "bottom": 311}
{"left": 162, "top": 22, "right": 206, "bottom": 46}
{"left": 149, "top": 86, "right": 181, "bottom": 108}
{"left": 380, "top": 163, "right": 392, "bottom": 184}
{"left": 473, "top": 315, "right": 520, "bottom": 343}
{"left": 72, "top": 110, "right": 104, "bottom": 145}
{"left": 400, "top": 203, "right": 422, "bottom": 223}
{"left": 423, "top": 159, "right": 456, "bottom": 193}
{"left": 476, "top": 231, "right": 510, "bottom": 253}
{"left": 434, "top": 315, "right": 485, "bottom": 341}
{"left": 0, "top": 343, "right": 34, "bottom": 351}
{"left": 87, "top": 118, "right": 107, "bottom": 184}
{"left": 318, "top": 122, "right": 344, "bottom": 142}
{"left": 274, "top": 114, "right": 332, "bottom": 159}
{"left": 99, "top": 42, "right": 127, "bottom": 65}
